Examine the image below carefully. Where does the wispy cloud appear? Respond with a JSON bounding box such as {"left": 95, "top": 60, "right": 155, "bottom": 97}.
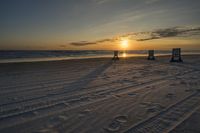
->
{"left": 137, "top": 26, "right": 200, "bottom": 41}
{"left": 69, "top": 26, "right": 200, "bottom": 46}
{"left": 69, "top": 38, "right": 117, "bottom": 46}
{"left": 70, "top": 41, "right": 97, "bottom": 46}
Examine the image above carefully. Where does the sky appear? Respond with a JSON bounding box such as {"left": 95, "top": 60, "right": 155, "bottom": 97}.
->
{"left": 0, "top": 0, "right": 200, "bottom": 50}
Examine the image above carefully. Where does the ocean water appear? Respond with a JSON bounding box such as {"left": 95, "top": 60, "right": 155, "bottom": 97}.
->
{"left": 0, "top": 50, "right": 199, "bottom": 63}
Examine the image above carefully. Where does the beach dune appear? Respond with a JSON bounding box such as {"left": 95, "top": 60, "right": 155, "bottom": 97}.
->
{"left": 0, "top": 55, "right": 200, "bottom": 133}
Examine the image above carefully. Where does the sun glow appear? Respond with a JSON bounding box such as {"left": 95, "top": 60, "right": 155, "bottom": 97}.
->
{"left": 121, "top": 39, "right": 129, "bottom": 49}
{"left": 122, "top": 52, "right": 127, "bottom": 57}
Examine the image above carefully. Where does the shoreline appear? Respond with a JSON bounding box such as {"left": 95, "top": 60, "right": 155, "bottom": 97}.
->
{"left": 0, "top": 53, "right": 200, "bottom": 64}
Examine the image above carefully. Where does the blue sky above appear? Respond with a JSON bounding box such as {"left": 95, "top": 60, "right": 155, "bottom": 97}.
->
{"left": 0, "top": 0, "right": 200, "bottom": 50}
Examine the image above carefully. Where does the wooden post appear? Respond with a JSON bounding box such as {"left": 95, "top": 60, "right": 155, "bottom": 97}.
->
{"left": 147, "top": 50, "right": 155, "bottom": 60}
{"left": 112, "top": 51, "right": 119, "bottom": 60}
{"left": 170, "top": 48, "right": 183, "bottom": 62}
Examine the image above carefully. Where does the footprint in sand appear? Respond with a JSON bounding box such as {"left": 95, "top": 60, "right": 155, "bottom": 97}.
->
{"left": 105, "top": 121, "right": 121, "bottom": 132}
{"left": 166, "top": 93, "right": 175, "bottom": 99}
{"left": 105, "top": 115, "right": 128, "bottom": 132}
{"left": 147, "top": 104, "right": 164, "bottom": 113}
{"left": 78, "top": 109, "right": 91, "bottom": 117}
{"left": 115, "top": 115, "right": 128, "bottom": 123}
{"left": 147, "top": 107, "right": 159, "bottom": 113}
{"left": 57, "top": 115, "right": 68, "bottom": 121}
{"left": 128, "top": 93, "right": 136, "bottom": 97}
{"left": 140, "top": 102, "right": 152, "bottom": 107}
{"left": 141, "top": 102, "right": 164, "bottom": 113}
{"left": 146, "top": 86, "right": 152, "bottom": 89}
{"left": 63, "top": 101, "right": 70, "bottom": 107}
{"left": 123, "top": 79, "right": 132, "bottom": 84}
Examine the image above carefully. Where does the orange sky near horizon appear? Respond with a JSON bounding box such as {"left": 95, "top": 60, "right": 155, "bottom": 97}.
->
{"left": 0, "top": 38, "right": 199, "bottom": 51}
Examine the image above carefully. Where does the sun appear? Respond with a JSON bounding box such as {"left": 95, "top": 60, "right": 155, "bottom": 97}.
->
{"left": 121, "top": 39, "right": 129, "bottom": 49}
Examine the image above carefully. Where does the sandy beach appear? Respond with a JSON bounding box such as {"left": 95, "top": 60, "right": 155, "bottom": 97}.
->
{"left": 0, "top": 55, "right": 200, "bottom": 133}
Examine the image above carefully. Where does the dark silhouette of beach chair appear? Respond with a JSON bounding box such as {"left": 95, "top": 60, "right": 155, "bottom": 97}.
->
{"left": 147, "top": 50, "right": 155, "bottom": 60}
{"left": 112, "top": 51, "right": 119, "bottom": 60}
{"left": 170, "top": 48, "right": 183, "bottom": 62}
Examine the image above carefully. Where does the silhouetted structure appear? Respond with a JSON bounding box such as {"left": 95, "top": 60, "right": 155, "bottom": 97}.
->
{"left": 147, "top": 50, "right": 155, "bottom": 60}
{"left": 112, "top": 51, "right": 119, "bottom": 60}
{"left": 170, "top": 48, "right": 183, "bottom": 62}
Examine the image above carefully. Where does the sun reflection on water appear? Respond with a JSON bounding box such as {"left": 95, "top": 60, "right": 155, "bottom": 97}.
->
{"left": 122, "top": 52, "right": 127, "bottom": 57}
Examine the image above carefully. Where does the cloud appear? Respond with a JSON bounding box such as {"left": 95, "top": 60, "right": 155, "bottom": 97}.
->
{"left": 69, "top": 26, "right": 200, "bottom": 46}
{"left": 70, "top": 41, "right": 97, "bottom": 46}
{"left": 69, "top": 38, "right": 118, "bottom": 46}
{"left": 137, "top": 27, "right": 200, "bottom": 41}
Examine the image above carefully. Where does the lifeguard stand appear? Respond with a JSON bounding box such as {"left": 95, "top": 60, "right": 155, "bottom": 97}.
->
{"left": 170, "top": 48, "right": 183, "bottom": 62}
{"left": 147, "top": 50, "right": 155, "bottom": 60}
{"left": 112, "top": 51, "right": 119, "bottom": 60}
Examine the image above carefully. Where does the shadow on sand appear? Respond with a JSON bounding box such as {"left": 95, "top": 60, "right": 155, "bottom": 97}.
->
{"left": 64, "top": 60, "right": 113, "bottom": 92}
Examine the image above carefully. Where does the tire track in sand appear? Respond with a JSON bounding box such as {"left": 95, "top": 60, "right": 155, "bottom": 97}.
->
{"left": 124, "top": 91, "right": 200, "bottom": 133}
{"left": 0, "top": 70, "right": 196, "bottom": 130}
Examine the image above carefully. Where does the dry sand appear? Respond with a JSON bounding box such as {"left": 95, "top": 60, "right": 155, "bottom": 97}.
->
{"left": 0, "top": 55, "right": 200, "bottom": 133}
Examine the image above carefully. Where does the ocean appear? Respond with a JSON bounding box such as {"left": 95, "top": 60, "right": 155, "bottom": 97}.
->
{"left": 0, "top": 50, "right": 200, "bottom": 63}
